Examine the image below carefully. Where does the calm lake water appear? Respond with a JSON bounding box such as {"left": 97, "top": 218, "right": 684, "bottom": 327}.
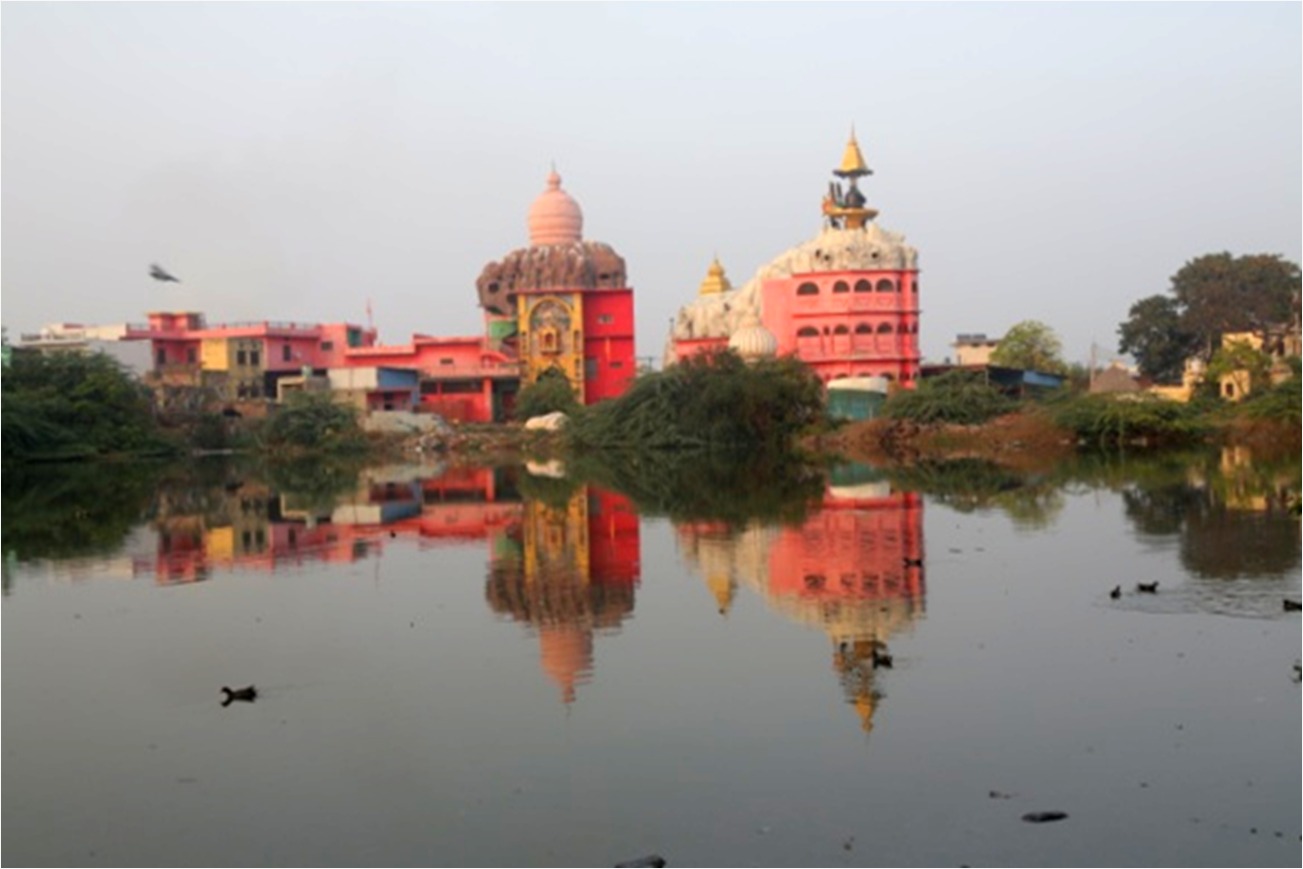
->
{"left": 3, "top": 450, "right": 1300, "bottom": 867}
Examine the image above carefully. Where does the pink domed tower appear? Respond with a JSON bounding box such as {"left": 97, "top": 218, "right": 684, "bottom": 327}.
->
{"left": 527, "top": 170, "right": 583, "bottom": 246}
{"left": 476, "top": 168, "right": 636, "bottom": 407}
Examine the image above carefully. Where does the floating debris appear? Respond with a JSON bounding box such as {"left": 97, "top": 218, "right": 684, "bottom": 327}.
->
{"left": 1022, "top": 811, "right": 1068, "bottom": 824}
{"left": 615, "top": 855, "right": 666, "bottom": 867}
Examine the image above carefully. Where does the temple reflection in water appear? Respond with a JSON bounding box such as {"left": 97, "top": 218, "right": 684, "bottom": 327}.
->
{"left": 677, "top": 464, "right": 925, "bottom": 732}
{"left": 485, "top": 471, "right": 641, "bottom": 704}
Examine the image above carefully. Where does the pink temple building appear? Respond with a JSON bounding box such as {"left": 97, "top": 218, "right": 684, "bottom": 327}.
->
{"left": 666, "top": 132, "right": 921, "bottom": 388}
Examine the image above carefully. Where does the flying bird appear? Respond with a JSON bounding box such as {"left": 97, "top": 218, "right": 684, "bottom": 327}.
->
{"left": 149, "top": 263, "right": 181, "bottom": 283}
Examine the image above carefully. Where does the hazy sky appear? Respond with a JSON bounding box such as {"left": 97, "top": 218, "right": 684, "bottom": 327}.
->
{"left": 3, "top": 2, "right": 1299, "bottom": 363}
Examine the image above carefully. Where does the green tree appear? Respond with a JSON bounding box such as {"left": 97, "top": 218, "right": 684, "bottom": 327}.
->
{"left": 1, "top": 350, "right": 169, "bottom": 461}
{"left": 1117, "top": 295, "right": 1198, "bottom": 383}
{"left": 258, "top": 391, "right": 367, "bottom": 454}
{"left": 989, "top": 320, "right": 1068, "bottom": 374}
{"left": 514, "top": 368, "right": 581, "bottom": 421}
{"left": 1171, "top": 253, "right": 1299, "bottom": 356}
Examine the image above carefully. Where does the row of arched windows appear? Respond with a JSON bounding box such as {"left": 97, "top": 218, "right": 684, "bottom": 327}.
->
{"left": 796, "top": 278, "right": 915, "bottom": 295}
{"left": 796, "top": 322, "right": 918, "bottom": 337}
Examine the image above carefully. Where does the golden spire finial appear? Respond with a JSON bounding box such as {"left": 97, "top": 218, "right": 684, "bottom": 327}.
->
{"left": 836, "top": 128, "right": 870, "bottom": 178}
{"left": 698, "top": 255, "right": 732, "bottom": 296}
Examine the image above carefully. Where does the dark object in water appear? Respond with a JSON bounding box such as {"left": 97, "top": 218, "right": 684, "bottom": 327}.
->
{"left": 1109, "top": 585, "right": 1121, "bottom": 600}
{"left": 872, "top": 648, "right": 893, "bottom": 669}
{"left": 1022, "top": 811, "right": 1068, "bottom": 824}
{"left": 1284, "top": 599, "right": 1301, "bottom": 612}
{"left": 615, "top": 856, "right": 666, "bottom": 868}
{"left": 1136, "top": 582, "right": 1159, "bottom": 594}
{"left": 221, "top": 685, "right": 258, "bottom": 706}
{"left": 989, "top": 790, "right": 1015, "bottom": 800}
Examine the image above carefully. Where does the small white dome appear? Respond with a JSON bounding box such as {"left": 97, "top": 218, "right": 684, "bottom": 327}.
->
{"left": 728, "top": 312, "right": 778, "bottom": 360}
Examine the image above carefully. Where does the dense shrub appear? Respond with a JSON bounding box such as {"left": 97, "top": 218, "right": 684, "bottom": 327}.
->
{"left": 567, "top": 350, "right": 825, "bottom": 451}
{"left": 257, "top": 392, "right": 367, "bottom": 454}
{"left": 1236, "top": 375, "right": 1301, "bottom": 425}
{"left": 1, "top": 351, "right": 172, "bottom": 462}
{"left": 514, "top": 368, "right": 582, "bottom": 421}
{"left": 1048, "top": 393, "right": 1207, "bottom": 446}
{"left": 881, "top": 370, "right": 1016, "bottom": 425}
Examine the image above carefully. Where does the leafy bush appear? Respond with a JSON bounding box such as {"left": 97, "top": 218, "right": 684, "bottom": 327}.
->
{"left": 1236, "top": 375, "right": 1301, "bottom": 425}
{"left": 881, "top": 370, "right": 1016, "bottom": 425}
{"left": 514, "top": 368, "right": 581, "bottom": 421}
{"left": 567, "top": 350, "right": 826, "bottom": 450}
{"left": 1, "top": 351, "right": 172, "bottom": 462}
{"left": 1048, "top": 393, "right": 1207, "bottom": 446}
{"left": 257, "top": 392, "right": 367, "bottom": 454}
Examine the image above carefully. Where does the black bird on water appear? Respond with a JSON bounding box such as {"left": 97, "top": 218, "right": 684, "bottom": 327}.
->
{"left": 220, "top": 685, "right": 257, "bottom": 706}
{"left": 1284, "top": 599, "right": 1302, "bottom": 612}
{"left": 1136, "top": 582, "right": 1159, "bottom": 594}
{"left": 149, "top": 263, "right": 181, "bottom": 283}
{"left": 1109, "top": 585, "right": 1122, "bottom": 600}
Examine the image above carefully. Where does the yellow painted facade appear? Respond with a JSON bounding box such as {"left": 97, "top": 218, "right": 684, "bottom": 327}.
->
{"left": 201, "top": 338, "right": 231, "bottom": 371}
{"left": 517, "top": 293, "right": 585, "bottom": 400}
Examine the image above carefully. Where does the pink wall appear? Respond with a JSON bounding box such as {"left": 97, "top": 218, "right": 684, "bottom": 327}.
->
{"left": 761, "top": 270, "right": 920, "bottom": 386}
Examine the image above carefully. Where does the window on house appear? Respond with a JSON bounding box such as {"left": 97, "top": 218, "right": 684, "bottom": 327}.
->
{"left": 186, "top": 348, "right": 196, "bottom": 364}
{"left": 347, "top": 328, "right": 361, "bottom": 348}
{"left": 156, "top": 348, "right": 167, "bottom": 366}
{"left": 854, "top": 279, "right": 872, "bottom": 293}
{"left": 321, "top": 341, "right": 334, "bottom": 352}
{"left": 796, "top": 282, "right": 820, "bottom": 296}
{"left": 876, "top": 279, "right": 896, "bottom": 293}
{"left": 585, "top": 358, "right": 598, "bottom": 378}
{"left": 283, "top": 345, "right": 292, "bottom": 362}
{"left": 610, "top": 360, "right": 623, "bottom": 368}
{"left": 876, "top": 323, "right": 893, "bottom": 333}
{"left": 440, "top": 358, "right": 455, "bottom": 366}
{"left": 797, "top": 327, "right": 819, "bottom": 338}
{"left": 855, "top": 323, "right": 872, "bottom": 334}
{"left": 250, "top": 350, "right": 260, "bottom": 367}
{"left": 833, "top": 324, "right": 850, "bottom": 335}
{"left": 598, "top": 314, "right": 614, "bottom": 325}
{"left": 237, "top": 350, "right": 247, "bottom": 366}
{"left": 833, "top": 281, "right": 850, "bottom": 294}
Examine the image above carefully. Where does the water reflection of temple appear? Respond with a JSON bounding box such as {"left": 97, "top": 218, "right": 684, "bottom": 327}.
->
{"left": 485, "top": 486, "right": 641, "bottom": 704}
{"left": 677, "top": 465, "right": 924, "bottom": 733}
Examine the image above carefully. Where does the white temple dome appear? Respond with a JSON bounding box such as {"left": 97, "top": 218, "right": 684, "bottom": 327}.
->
{"left": 728, "top": 312, "right": 778, "bottom": 360}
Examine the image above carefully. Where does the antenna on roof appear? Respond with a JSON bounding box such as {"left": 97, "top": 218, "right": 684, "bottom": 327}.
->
{"left": 366, "top": 297, "right": 374, "bottom": 331}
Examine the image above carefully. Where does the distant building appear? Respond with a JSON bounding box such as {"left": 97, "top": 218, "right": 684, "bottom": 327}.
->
{"left": 15, "top": 322, "right": 153, "bottom": 377}
{"left": 952, "top": 333, "right": 1001, "bottom": 367}
{"left": 666, "top": 132, "right": 921, "bottom": 388}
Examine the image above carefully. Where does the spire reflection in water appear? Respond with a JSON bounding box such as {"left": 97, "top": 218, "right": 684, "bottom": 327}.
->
{"left": 677, "top": 463, "right": 925, "bottom": 732}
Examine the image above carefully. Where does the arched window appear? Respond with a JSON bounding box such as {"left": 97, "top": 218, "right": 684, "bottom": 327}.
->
{"left": 911, "top": 323, "right": 919, "bottom": 334}
{"left": 854, "top": 323, "right": 872, "bottom": 334}
{"left": 796, "top": 326, "right": 819, "bottom": 338}
{"left": 876, "top": 322, "right": 893, "bottom": 333}
{"left": 876, "top": 278, "right": 896, "bottom": 293}
{"left": 833, "top": 280, "right": 850, "bottom": 294}
{"left": 796, "top": 282, "right": 819, "bottom": 296}
{"left": 854, "top": 279, "right": 872, "bottom": 293}
{"left": 833, "top": 324, "right": 850, "bottom": 335}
